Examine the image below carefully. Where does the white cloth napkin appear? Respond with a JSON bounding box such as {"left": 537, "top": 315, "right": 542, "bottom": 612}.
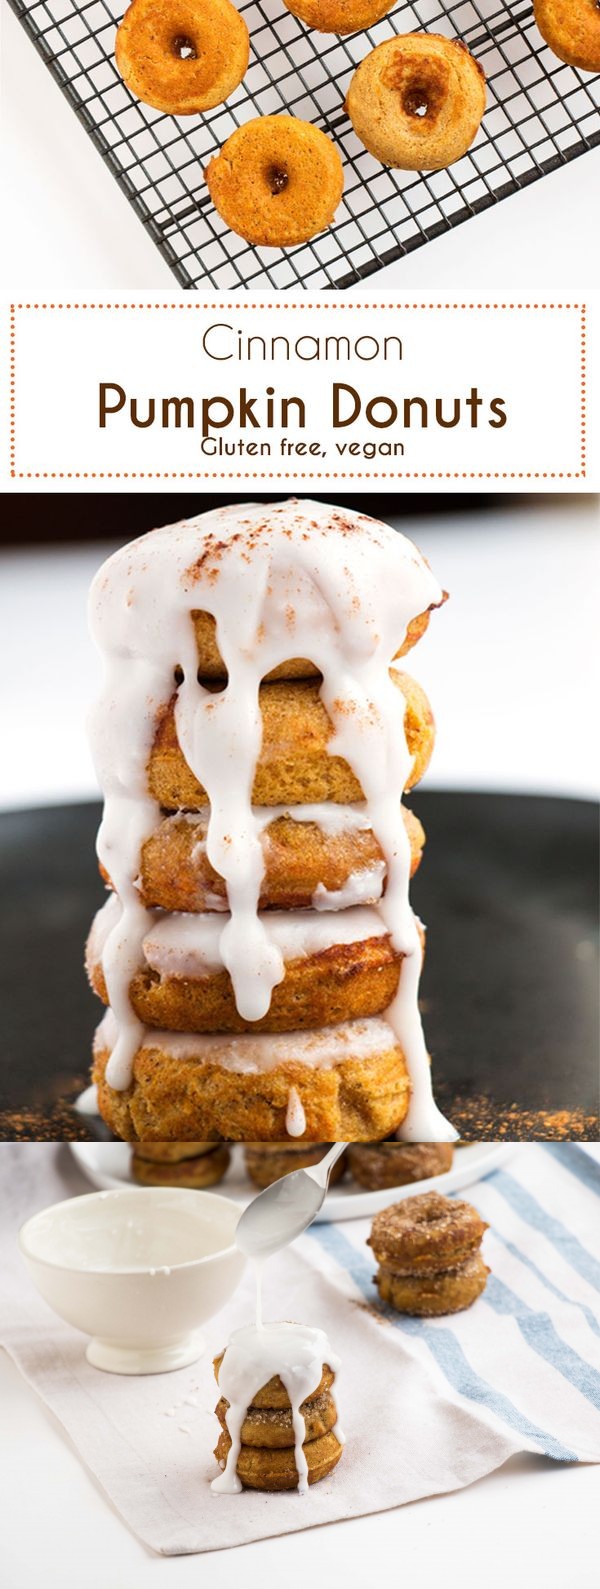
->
{"left": 1, "top": 1143, "right": 599, "bottom": 1556}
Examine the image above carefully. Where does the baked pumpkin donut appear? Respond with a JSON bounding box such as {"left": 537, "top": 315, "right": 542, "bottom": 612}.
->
{"left": 214, "top": 1426, "right": 342, "bottom": 1489}
{"left": 534, "top": 0, "right": 600, "bottom": 71}
{"left": 346, "top": 34, "right": 486, "bottom": 171}
{"left": 106, "top": 806, "right": 424, "bottom": 914}
{"left": 190, "top": 599, "right": 442, "bottom": 681}
{"left": 215, "top": 1389, "right": 337, "bottom": 1447}
{"left": 214, "top": 1353, "right": 335, "bottom": 1407}
{"left": 115, "top": 0, "right": 249, "bottom": 114}
{"left": 347, "top": 1140, "right": 453, "bottom": 1190}
{"left": 368, "top": 1191, "right": 489, "bottom": 1276}
{"left": 147, "top": 671, "right": 435, "bottom": 810}
{"left": 205, "top": 116, "right": 344, "bottom": 247}
{"left": 376, "top": 1251, "right": 489, "bottom": 1315}
{"left": 92, "top": 1013, "right": 412, "bottom": 1141}
{"left": 282, "top": 0, "right": 392, "bottom": 37}
{"left": 87, "top": 897, "right": 404, "bottom": 1033}
{"left": 244, "top": 1141, "right": 347, "bottom": 1189}
{"left": 131, "top": 1142, "right": 230, "bottom": 1185}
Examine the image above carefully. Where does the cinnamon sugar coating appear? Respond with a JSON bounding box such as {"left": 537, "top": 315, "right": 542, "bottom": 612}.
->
{"left": 368, "top": 1191, "right": 488, "bottom": 1274}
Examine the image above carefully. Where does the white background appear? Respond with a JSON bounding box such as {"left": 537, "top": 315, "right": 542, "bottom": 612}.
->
{"left": 2, "top": 5, "right": 600, "bottom": 293}
{"left": 0, "top": 494, "right": 598, "bottom": 811}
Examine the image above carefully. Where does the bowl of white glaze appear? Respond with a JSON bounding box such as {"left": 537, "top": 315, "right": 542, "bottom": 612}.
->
{"left": 19, "top": 1187, "right": 246, "bottom": 1375}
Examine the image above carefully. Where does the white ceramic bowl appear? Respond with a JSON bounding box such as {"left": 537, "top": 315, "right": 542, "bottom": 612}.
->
{"left": 19, "top": 1187, "right": 246, "bottom": 1375}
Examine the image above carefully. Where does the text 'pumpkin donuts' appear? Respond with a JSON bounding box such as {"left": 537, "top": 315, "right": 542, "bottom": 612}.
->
{"left": 282, "top": 0, "right": 393, "bottom": 36}
{"left": 534, "top": 0, "right": 600, "bottom": 72}
{"left": 346, "top": 33, "right": 486, "bottom": 171}
{"left": 115, "top": 0, "right": 249, "bottom": 115}
{"left": 205, "top": 116, "right": 344, "bottom": 246}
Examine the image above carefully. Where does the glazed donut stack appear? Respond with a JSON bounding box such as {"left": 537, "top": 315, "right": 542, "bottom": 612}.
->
{"left": 87, "top": 500, "right": 454, "bottom": 1145}
{"left": 213, "top": 1350, "right": 343, "bottom": 1490}
{"left": 368, "top": 1191, "right": 490, "bottom": 1316}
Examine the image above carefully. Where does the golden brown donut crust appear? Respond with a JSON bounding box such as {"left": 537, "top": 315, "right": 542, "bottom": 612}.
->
{"left": 191, "top": 603, "right": 439, "bottom": 681}
{"left": 534, "top": 0, "right": 600, "bottom": 71}
{"left": 93, "top": 1036, "right": 411, "bottom": 1141}
{"left": 88, "top": 930, "right": 402, "bottom": 1034}
{"left": 346, "top": 34, "right": 486, "bottom": 171}
{"left": 214, "top": 1427, "right": 342, "bottom": 1489}
{"left": 215, "top": 1389, "right": 337, "bottom": 1447}
{"left": 244, "top": 1142, "right": 347, "bottom": 1189}
{"left": 131, "top": 1143, "right": 230, "bottom": 1185}
{"left": 115, "top": 0, "right": 249, "bottom": 114}
{"left": 133, "top": 1140, "right": 218, "bottom": 1161}
{"left": 282, "top": 0, "right": 393, "bottom": 36}
{"left": 368, "top": 1192, "right": 489, "bottom": 1274}
{"left": 214, "top": 1354, "right": 335, "bottom": 1408}
{"left": 147, "top": 671, "right": 434, "bottom": 810}
{"left": 205, "top": 117, "right": 344, "bottom": 248}
{"left": 347, "top": 1141, "right": 453, "bottom": 1190}
{"left": 376, "top": 1251, "right": 489, "bottom": 1315}
{"left": 121, "top": 804, "right": 424, "bottom": 913}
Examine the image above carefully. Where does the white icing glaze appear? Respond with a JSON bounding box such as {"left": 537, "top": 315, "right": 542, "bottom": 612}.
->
{"left": 312, "top": 862, "right": 386, "bottom": 912}
{"left": 89, "top": 896, "right": 387, "bottom": 978}
{"left": 285, "top": 1087, "right": 307, "bottom": 1138}
{"left": 212, "top": 1322, "right": 342, "bottom": 1495}
{"left": 88, "top": 498, "right": 454, "bottom": 1137}
{"left": 94, "top": 1009, "right": 397, "bottom": 1072}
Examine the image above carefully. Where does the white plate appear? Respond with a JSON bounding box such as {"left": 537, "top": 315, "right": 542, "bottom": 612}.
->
{"left": 69, "top": 1141, "right": 515, "bottom": 1221}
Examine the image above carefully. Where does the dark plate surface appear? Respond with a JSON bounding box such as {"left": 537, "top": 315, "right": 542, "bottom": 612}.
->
{"left": 0, "top": 794, "right": 598, "bottom": 1140}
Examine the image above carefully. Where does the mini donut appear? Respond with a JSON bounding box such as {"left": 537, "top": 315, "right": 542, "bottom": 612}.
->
{"left": 215, "top": 1388, "right": 337, "bottom": 1447}
{"left": 214, "top": 1427, "right": 343, "bottom": 1489}
{"left": 368, "top": 1191, "right": 488, "bottom": 1275}
{"left": 347, "top": 1141, "right": 453, "bottom": 1190}
{"left": 205, "top": 116, "right": 344, "bottom": 247}
{"left": 131, "top": 1143, "right": 230, "bottom": 1185}
{"left": 376, "top": 1251, "right": 489, "bottom": 1315}
{"left": 87, "top": 914, "right": 403, "bottom": 1033}
{"left": 190, "top": 601, "right": 443, "bottom": 681}
{"left": 106, "top": 804, "right": 425, "bottom": 914}
{"left": 115, "top": 0, "right": 249, "bottom": 115}
{"left": 147, "top": 672, "right": 435, "bottom": 810}
{"left": 244, "top": 1142, "right": 347, "bottom": 1189}
{"left": 282, "top": 0, "right": 393, "bottom": 37}
{"left": 133, "top": 1140, "right": 218, "bottom": 1161}
{"left": 92, "top": 1020, "right": 412, "bottom": 1141}
{"left": 534, "top": 0, "right": 600, "bottom": 71}
{"left": 346, "top": 34, "right": 486, "bottom": 171}
{"left": 214, "top": 1353, "right": 335, "bottom": 1408}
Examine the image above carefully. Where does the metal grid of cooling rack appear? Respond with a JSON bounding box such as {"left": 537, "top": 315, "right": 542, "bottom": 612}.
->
{"left": 9, "top": 0, "right": 600, "bottom": 289}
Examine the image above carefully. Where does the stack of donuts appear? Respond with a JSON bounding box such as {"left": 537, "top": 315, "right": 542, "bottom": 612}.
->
{"left": 213, "top": 1347, "right": 343, "bottom": 1490}
{"left": 88, "top": 499, "right": 452, "bottom": 1146}
{"left": 368, "top": 1191, "right": 490, "bottom": 1316}
{"left": 131, "top": 1140, "right": 230, "bottom": 1185}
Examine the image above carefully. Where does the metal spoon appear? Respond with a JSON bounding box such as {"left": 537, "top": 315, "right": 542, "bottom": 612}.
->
{"left": 235, "top": 1143, "right": 347, "bottom": 1260}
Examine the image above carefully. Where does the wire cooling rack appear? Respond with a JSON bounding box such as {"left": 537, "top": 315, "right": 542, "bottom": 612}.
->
{"left": 9, "top": 0, "right": 600, "bottom": 289}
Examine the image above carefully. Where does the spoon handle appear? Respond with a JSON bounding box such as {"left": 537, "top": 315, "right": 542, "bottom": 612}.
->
{"left": 310, "top": 1142, "right": 347, "bottom": 1187}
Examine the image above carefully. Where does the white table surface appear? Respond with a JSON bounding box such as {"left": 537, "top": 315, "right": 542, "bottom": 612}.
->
{"left": 1, "top": 496, "right": 598, "bottom": 810}
{"left": 2, "top": 4, "right": 600, "bottom": 293}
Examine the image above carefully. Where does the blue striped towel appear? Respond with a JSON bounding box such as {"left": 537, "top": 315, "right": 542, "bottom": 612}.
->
{"left": 1, "top": 1143, "right": 599, "bottom": 1554}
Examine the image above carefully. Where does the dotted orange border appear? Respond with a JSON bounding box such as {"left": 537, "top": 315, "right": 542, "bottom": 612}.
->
{"left": 9, "top": 301, "right": 587, "bottom": 481}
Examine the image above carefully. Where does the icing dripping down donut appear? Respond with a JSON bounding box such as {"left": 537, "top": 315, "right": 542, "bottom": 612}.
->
{"left": 212, "top": 1321, "right": 343, "bottom": 1495}
{"left": 87, "top": 498, "right": 455, "bottom": 1139}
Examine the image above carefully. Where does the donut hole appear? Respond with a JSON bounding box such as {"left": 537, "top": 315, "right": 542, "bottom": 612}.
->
{"left": 403, "top": 85, "right": 430, "bottom": 118}
{"left": 171, "top": 34, "right": 197, "bottom": 59}
{"left": 266, "top": 165, "right": 289, "bottom": 197}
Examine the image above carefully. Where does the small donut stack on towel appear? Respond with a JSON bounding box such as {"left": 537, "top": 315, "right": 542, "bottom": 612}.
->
{"left": 368, "top": 1191, "right": 490, "bottom": 1316}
